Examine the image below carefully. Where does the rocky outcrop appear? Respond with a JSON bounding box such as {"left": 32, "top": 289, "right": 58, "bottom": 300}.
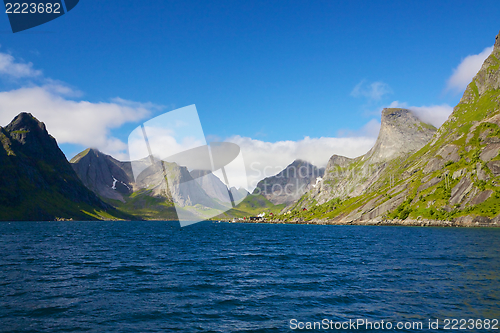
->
{"left": 363, "top": 108, "right": 436, "bottom": 164}
{"left": 302, "top": 108, "right": 436, "bottom": 207}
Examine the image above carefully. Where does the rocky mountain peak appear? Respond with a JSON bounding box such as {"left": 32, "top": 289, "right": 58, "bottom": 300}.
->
{"left": 6, "top": 112, "right": 44, "bottom": 132}
{"left": 363, "top": 108, "right": 436, "bottom": 163}
{"left": 4, "top": 112, "right": 63, "bottom": 162}
{"left": 70, "top": 148, "right": 134, "bottom": 202}
{"left": 6, "top": 112, "right": 48, "bottom": 143}
{"left": 495, "top": 30, "right": 500, "bottom": 49}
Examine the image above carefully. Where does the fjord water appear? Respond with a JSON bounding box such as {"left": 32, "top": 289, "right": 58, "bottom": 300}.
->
{"left": 0, "top": 222, "right": 499, "bottom": 332}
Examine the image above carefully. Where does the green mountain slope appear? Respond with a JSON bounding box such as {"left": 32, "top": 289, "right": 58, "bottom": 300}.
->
{"left": 216, "top": 194, "right": 286, "bottom": 219}
{"left": 277, "top": 30, "right": 500, "bottom": 226}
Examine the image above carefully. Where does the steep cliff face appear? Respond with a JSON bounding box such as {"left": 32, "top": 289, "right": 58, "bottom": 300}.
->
{"left": 303, "top": 108, "right": 436, "bottom": 206}
{"left": 363, "top": 108, "right": 436, "bottom": 163}
{"left": 0, "top": 113, "right": 128, "bottom": 221}
{"left": 71, "top": 148, "right": 134, "bottom": 202}
{"left": 287, "top": 30, "right": 500, "bottom": 225}
{"left": 253, "top": 159, "right": 324, "bottom": 205}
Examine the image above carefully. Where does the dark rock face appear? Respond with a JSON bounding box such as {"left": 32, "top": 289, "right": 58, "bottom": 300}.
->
{"left": 487, "top": 161, "right": 500, "bottom": 176}
{"left": 71, "top": 149, "right": 134, "bottom": 202}
{"left": 471, "top": 190, "right": 493, "bottom": 205}
{"left": 0, "top": 113, "right": 110, "bottom": 221}
{"left": 253, "top": 160, "right": 324, "bottom": 205}
{"left": 450, "top": 176, "right": 473, "bottom": 205}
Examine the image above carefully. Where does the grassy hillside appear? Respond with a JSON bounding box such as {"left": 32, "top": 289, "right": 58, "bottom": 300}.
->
{"left": 215, "top": 194, "right": 286, "bottom": 219}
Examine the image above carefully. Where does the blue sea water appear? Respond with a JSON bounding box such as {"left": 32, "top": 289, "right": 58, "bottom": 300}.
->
{"left": 0, "top": 221, "right": 499, "bottom": 332}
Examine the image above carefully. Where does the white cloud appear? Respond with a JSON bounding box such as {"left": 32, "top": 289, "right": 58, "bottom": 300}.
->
{"left": 0, "top": 52, "right": 42, "bottom": 78}
{"left": 0, "top": 84, "right": 159, "bottom": 159}
{"left": 446, "top": 46, "right": 494, "bottom": 93}
{"left": 0, "top": 51, "right": 164, "bottom": 159}
{"left": 351, "top": 80, "right": 393, "bottom": 101}
{"left": 226, "top": 134, "right": 376, "bottom": 190}
{"left": 127, "top": 126, "right": 205, "bottom": 162}
{"left": 386, "top": 101, "right": 453, "bottom": 128}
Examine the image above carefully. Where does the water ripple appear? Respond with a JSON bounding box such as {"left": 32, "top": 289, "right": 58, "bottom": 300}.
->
{"left": 0, "top": 222, "right": 499, "bottom": 332}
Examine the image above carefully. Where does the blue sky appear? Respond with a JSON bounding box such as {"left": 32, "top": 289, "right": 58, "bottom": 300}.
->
{"left": 0, "top": 0, "right": 499, "bottom": 187}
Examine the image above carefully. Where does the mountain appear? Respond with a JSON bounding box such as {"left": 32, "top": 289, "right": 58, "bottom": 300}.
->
{"left": 253, "top": 159, "right": 325, "bottom": 205}
{"left": 70, "top": 148, "right": 250, "bottom": 220}
{"left": 70, "top": 148, "right": 134, "bottom": 202}
{"left": 190, "top": 169, "right": 249, "bottom": 203}
{"left": 0, "top": 113, "right": 131, "bottom": 221}
{"left": 301, "top": 108, "right": 436, "bottom": 207}
{"left": 283, "top": 30, "right": 500, "bottom": 226}
{"left": 190, "top": 169, "right": 232, "bottom": 203}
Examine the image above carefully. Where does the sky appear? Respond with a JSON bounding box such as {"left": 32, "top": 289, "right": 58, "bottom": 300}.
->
{"left": 0, "top": 0, "right": 499, "bottom": 189}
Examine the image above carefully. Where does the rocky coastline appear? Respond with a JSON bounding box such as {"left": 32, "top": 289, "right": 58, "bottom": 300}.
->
{"left": 230, "top": 215, "right": 500, "bottom": 228}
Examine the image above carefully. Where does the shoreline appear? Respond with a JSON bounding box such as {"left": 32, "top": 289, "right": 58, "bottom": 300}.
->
{"left": 228, "top": 216, "right": 500, "bottom": 228}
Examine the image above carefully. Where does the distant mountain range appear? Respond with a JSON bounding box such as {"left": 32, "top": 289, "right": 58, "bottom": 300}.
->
{"left": 0, "top": 114, "right": 258, "bottom": 221}
{"left": 69, "top": 148, "right": 251, "bottom": 221}
{"left": 1, "top": 30, "right": 499, "bottom": 225}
